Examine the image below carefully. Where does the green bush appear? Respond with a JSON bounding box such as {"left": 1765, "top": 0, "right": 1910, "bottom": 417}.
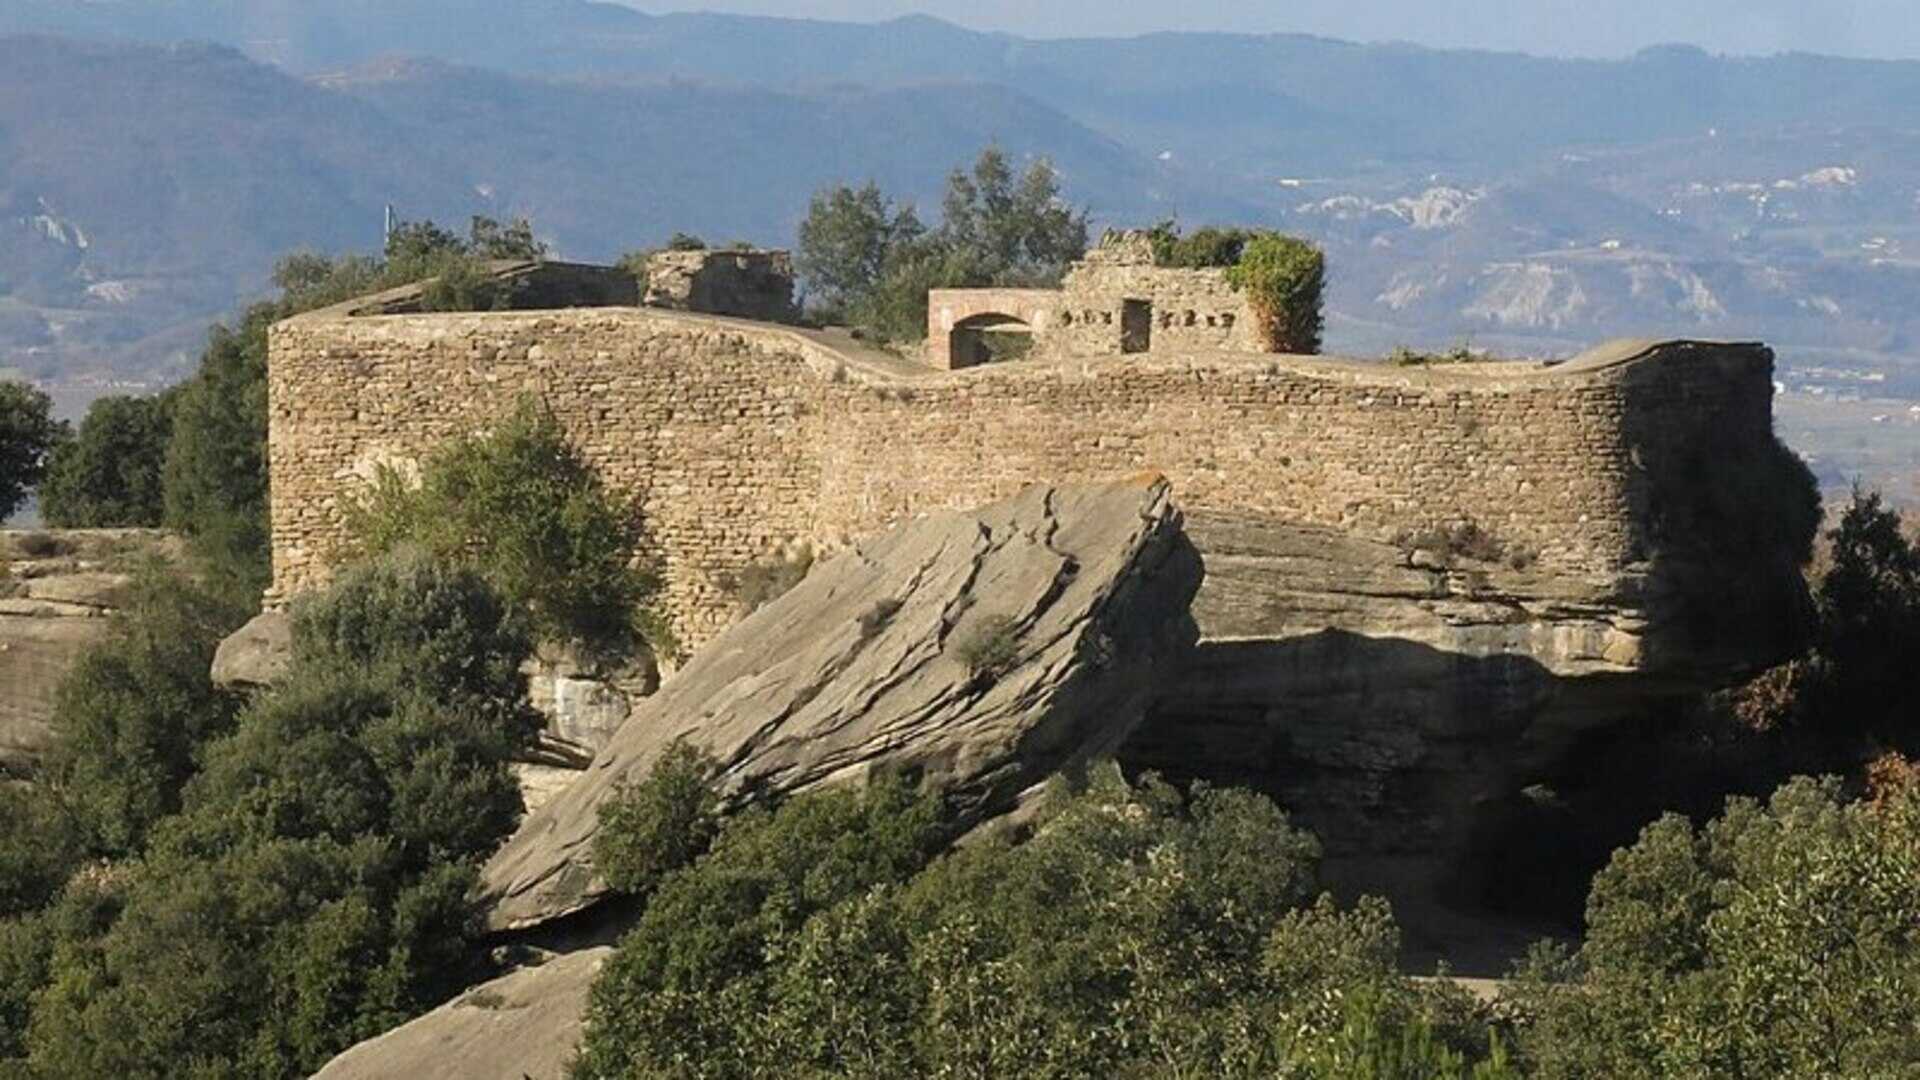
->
{"left": 592, "top": 741, "right": 722, "bottom": 898}
{"left": 344, "top": 398, "right": 663, "bottom": 664}
{"left": 38, "top": 393, "right": 175, "bottom": 528}
{"left": 573, "top": 772, "right": 950, "bottom": 1078}
{"left": 0, "top": 381, "right": 65, "bottom": 520}
{"left": 573, "top": 766, "right": 1508, "bottom": 1079}
{"left": 12, "top": 552, "right": 540, "bottom": 1078}
{"left": 44, "top": 565, "right": 252, "bottom": 860}
{"left": 1510, "top": 776, "right": 1920, "bottom": 1077}
{"left": 1225, "top": 233, "right": 1326, "bottom": 354}
{"left": 953, "top": 613, "right": 1021, "bottom": 681}
{"left": 1146, "top": 222, "right": 1253, "bottom": 268}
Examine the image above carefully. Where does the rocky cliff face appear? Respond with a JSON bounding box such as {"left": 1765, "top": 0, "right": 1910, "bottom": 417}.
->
{"left": 1122, "top": 488, "right": 1815, "bottom": 902}
{"left": 0, "top": 530, "right": 178, "bottom": 776}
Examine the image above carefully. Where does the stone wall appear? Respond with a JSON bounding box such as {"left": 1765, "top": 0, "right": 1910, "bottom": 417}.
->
{"left": 923, "top": 240, "right": 1259, "bottom": 368}
{"left": 644, "top": 249, "right": 797, "bottom": 323}
{"left": 267, "top": 300, "right": 1776, "bottom": 659}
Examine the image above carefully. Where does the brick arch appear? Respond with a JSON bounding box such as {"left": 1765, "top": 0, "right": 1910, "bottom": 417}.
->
{"left": 926, "top": 288, "right": 1060, "bottom": 369}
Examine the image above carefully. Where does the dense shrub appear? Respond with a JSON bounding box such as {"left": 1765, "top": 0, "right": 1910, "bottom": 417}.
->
{"left": 1225, "top": 232, "right": 1326, "bottom": 354}
{"left": 38, "top": 393, "right": 175, "bottom": 528}
{"left": 0, "top": 381, "right": 65, "bottom": 520}
{"left": 1510, "top": 777, "right": 1920, "bottom": 1077}
{"left": 44, "top": 566, "right": 253, "bottom": 859}
{"left": 574, "top": 764, "right": 1509, "bottom": 1078}
{"left": 1145, "top": 222, "right": 1252, "bottom": 268}
{"left": 5, "top": 552, "right": 541, "bottom": 1078}
{"left": 592, "top": 741, "right": 722, "bottom": 899}
{"left": 344, "top": 398, "right": 662, "bottom": 663}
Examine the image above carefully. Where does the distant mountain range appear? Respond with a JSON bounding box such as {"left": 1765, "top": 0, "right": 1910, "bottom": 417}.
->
{"left": 3, "top": 4, "right": 1919, "bottom": 428}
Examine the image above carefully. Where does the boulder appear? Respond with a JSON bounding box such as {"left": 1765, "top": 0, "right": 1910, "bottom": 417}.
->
{"left": 482, "top": 477, "right": 1201, "bottom": 931}
{"left": 209, "top": 610, "right": 292, "bottom": 690}
{"left": 311, "top": 947, "right": 612, "bottom": 1080}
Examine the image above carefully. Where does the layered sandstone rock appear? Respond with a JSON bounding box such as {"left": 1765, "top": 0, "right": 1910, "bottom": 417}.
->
{"left": 311, "top": 946, "right": 612, "bottom": 1080}
{"left": 482, "top": 477, "right": 1202, "bottom": 931}
{"left": 0, "top": 530, "right": 177, "bottom": 774}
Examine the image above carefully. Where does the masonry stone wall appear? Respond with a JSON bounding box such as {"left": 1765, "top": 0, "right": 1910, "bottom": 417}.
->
{"left": 925, "top": 253, "right": 1258, "bottom": 368}
{"left": 268, "top": 302, "right": 1774, "bottom": 654}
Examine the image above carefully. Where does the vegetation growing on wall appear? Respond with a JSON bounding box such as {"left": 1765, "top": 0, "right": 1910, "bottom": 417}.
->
{"left": 1226, "top": 232, "right": 1327, "bottom": 355}
{"left": 795, "top": 146, "right": 1089, "bottom": 344}
{"left": 344, "top": 397, "right": 663, "bottom": 665}
{"left": 159, "top": 215, "right": 547, "bottom": 588}
{"left": 1145, "top": 223, "right": 1326, "bottom": 354}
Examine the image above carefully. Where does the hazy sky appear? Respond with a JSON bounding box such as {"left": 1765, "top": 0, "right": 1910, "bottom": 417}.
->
{"left": 633, "top": 0, "right": 1920, "bottom": 59}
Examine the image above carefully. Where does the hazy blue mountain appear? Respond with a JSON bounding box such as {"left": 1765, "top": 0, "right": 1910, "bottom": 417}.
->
{"left": 10, "top": 3, "right": 1920, "bottom": 180}
{"left": 0, "top": 35, "right": 1236, "bottom": 383}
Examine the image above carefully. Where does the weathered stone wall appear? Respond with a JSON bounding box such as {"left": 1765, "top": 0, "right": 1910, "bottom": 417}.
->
{"left": 266, "top": 309, "right": 838, "bottom": 646}
{"left": 267, "top": 299, "right": 1774, "bottom": 658}
{"left": 924, "top": 262, "right": 1257, "bottom": 367}
{"left": 644, "top": 249, "right": 797, "bottom": 323}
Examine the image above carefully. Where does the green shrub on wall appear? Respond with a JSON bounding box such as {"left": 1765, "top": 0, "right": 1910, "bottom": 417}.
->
{"left": 1225, "top": 232, "right": 1326, "bottom": 355}
{"left": 1145, "top": 224, "right": 1326, "bottom": 354}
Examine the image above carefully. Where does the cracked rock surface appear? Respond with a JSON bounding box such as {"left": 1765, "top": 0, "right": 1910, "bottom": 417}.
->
{"left": 481, "top": 477, "right": 1201, "bottom": 931}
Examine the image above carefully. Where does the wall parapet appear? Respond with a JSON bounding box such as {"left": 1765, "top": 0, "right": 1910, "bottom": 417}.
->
{"left": 266, "top": 301, "right": 1778, "bottom": 657}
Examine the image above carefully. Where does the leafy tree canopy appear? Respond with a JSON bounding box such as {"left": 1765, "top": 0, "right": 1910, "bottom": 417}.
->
{"left": 0, "top": 381, "right": 66, "bottom": 520}
{"left": 344, "top": 397, "right": 664, "bottom": 664}
{"left": 38, "top": 393, "right": 176, "bottom": 528}
{"left": 574, "top": 762, "right": 1510, "bottom": 1079}
{"left": 795, "top": 146, "right": 1089, "bottom": 344}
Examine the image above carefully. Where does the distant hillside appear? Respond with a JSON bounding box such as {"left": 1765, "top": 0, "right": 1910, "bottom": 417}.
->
{"left": 0, "top": 35, "right": 1231, "bottom": 384}
{"left": 10, "top": 2, "right": 1920, "bottom": 179}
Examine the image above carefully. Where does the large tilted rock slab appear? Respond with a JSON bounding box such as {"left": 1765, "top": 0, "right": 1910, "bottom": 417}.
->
{"left": 483, "top": 477, "right": 1202, "bottom": 931}
{"left": 312, "top": 947, "right": 612, "bottom": 1080}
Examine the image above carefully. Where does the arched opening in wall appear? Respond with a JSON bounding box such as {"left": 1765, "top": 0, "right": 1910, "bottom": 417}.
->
{"left": 949, "top": 312, "right": 1034, "bottom": 369}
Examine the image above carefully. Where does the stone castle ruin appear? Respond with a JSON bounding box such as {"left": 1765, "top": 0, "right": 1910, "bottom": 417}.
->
{"left": 263, "top": 241, "right": 1814, "bottom": 906}
{"left": 928, "top": 232, "right": 1259, "bottom": 369}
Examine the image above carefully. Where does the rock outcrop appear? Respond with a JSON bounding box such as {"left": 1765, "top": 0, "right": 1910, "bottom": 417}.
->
{"left": 482, "top": 477, "right": 1202, "bottom": 931}
{"left": 1122, "top": 503, "right": 1812, "bottom": 902}
{"left": 0, "top": 530, "right": 177, "bottom": 774}
{"left": 209, "top": 610, "right": 292, "bottom": 690}
{"left": 311, "top": 947, "right": 612, "bottom": 1080}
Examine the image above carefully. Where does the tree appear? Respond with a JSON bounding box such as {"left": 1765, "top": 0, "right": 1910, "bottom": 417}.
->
{"left": 38, "top": 393, "right": 175, "bottom": 527}
{"left": 793, "top": 147, "right": 1088, "bottom": 344}
{"left": 1510, "top": 777, "right": 1920, "bottom": 1077}
{"left": 795, "top": 181, "right": 924, "bottom": 314}
{"left": 344, "top": 397, "right": 663, "bottom": 664}
{"left": 17, "top": 552, "right": 541, "bottom": 1079}
{"left": 45, "top": 566, "right": 252, "bottom": 859}
{"left": 574, "top": 764, "right": 1508, "bottom": 1078}
{"left": 0, "top": 381, "right": 65, "bottom": 520}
